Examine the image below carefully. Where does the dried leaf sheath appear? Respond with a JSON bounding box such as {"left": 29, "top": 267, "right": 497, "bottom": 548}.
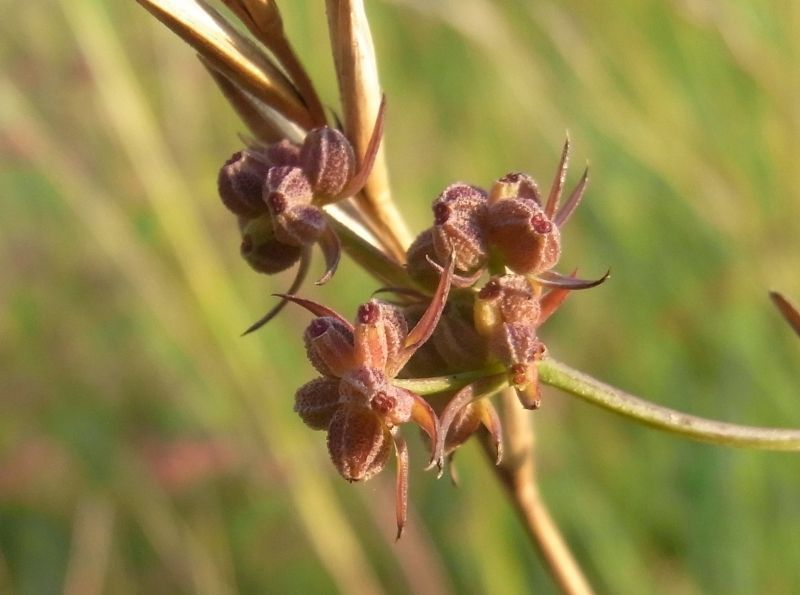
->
{"left": 220, "top": 0, "right": 327, "bottom": 126}
{"left": 135, "top": 0, "right": 314, "bottom": 129}
{"left": 202, "top": 58, "right": 294, "bottom": 143}
{"left": 325, "top": 0, "right": 413, "bottom": 259}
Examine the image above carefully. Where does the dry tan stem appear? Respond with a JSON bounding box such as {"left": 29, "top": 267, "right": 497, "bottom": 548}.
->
{"left": 325, "top": 0, "right": 413, "bottom": 260}
{"left": 135, "top": 0, "right": 314, "bottom": 129}
{"left": 482, "top": 388, "right": 595, "bottom": 595}
{"left": 220, "top": 0, "right": 327, "bottom": 126}
{"left": 201, "top": 58, "right": 292, "bottom": 142}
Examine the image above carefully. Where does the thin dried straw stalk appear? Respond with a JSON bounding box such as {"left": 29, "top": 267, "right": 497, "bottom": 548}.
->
{"left": 201, "top": 58, "right": 296, "bottom": 143}
{"left": 325, "top": 0, "right": 414, "bottom": 260}
{"left": 135, "top": 0, "right": 314, "bottom": 130}
{"left": 219, "top": 0, "right": 328, "bottom": 126}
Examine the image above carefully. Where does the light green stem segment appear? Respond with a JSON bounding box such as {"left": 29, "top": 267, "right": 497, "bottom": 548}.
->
{"left": 538, "top": 358, "right": 800, "bottom": 451}
{"left": 393, "top": 364, "right": 505, "bottom": 394}
{"left": 395, "top": 358, "right": 800, "bottom": 451}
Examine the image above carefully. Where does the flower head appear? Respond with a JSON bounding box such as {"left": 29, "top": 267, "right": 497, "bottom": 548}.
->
{"left": 287, "top": 250, "right": 455, "bottom": 538}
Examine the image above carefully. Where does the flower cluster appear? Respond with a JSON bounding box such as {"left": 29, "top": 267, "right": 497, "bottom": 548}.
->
{"left": 224, "top": 137, "right": 607, "bottom": 534}
{"left": 404, "top": 141, "right": 608, "bottom": 462}
{"left": 288, "top": 252, "right": 454, "bottom": 538}
{"left": 200, "top": 0, "right": 609, "bottom": 538}
{"left": 217, "top": 101, "right": 386, "bottom": 333}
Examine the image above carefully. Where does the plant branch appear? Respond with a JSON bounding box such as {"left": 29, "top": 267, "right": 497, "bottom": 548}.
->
{"left": 539, "top": 358, "right": 800, "bottom": 450}
{"left": 393, "top": 365, "right": 505, "bottom": 395}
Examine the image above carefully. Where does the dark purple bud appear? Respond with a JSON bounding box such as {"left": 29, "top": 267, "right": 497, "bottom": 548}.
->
{"left": 239, "top": 215, "right": 303, "bottom": 274}
{"left": 300, "top": 126, "right": 356, "bottom": 200}
{"left": 294, "top": 377, "right": 341, "bottom": 430}
{"left": 264, "top": 167, "right": 327, "bottom": 246}
{"left": 218, "top": 151, "right": 270, "bottom": 217}
{"left": 263, "top": 139, "right": 301, "bottom": 167}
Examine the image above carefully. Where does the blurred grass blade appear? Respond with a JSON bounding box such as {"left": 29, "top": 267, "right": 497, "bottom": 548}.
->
{"left": 134, "top": 0, "right": 314, "bottom": 129}
{"left": 325, "top": 0, "right": 412, "bottom": 259}
{"left": 770, "top": 291, "right": 800, "bottom": 338}
{"left": 63, "top": 496, "right": 115, "bottom": 595}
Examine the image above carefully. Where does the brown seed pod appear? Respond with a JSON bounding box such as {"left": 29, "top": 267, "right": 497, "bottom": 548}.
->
{"left": 300, "top": 126, "right": 356, "bottom": 200}
{"left": 264, "top": 166, "right": 326, "bottom": 246}
{"left": 239, "top": 214, "right": 303, "bottom": 274}
{"left": 304, "top": 317, "right": 356, "bottom": 377}
{"left": 474, "top": 275, "right": 541, "bottom": 337}
{"left": 487, "top": 198, "right": 561, "bottom": 275}
{"left": 431, "top": 183, "right": 489, "bottom": 273}
{"left": 432, "top": 299, "right": 489, "bottom": 371}
{"left": 405, "top": 229, "right": 441, "bottom": 292}
{"left": 354, "top": 301, "right": 409, "bottom": 376}
{"left": 218, "top": 151, "right": 270, "bottom": 218}
{"left": 327, "top": 404, "right": 393, "bottom": 482}
{"left": 294, "top": 377, "right": 341, "bottom": 430}
{"left": 488, "top": 322, "right": 544, "bottom": 368}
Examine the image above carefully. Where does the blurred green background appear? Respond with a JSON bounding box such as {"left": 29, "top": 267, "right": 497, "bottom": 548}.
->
{"left": 2, "top": 0, "right": 799, "bottom": 593}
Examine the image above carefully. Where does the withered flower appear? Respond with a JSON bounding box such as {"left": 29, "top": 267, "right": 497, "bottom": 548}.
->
{"left": 288, "top": 252, "right": 455, "bottom": 538}
{"left": 237, "top": 100, "right": 387, "bottom": 335}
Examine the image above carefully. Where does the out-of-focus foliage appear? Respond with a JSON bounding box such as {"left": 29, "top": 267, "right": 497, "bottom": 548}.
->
{"left": 1, "top": 1, "right": 799, "bottom": 593}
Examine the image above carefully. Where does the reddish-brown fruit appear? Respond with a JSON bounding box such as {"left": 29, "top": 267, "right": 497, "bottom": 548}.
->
{"left": 488, "top": 322, "right": 544, "bottom": 368}
{"left": 294, "top": 377, "right": 341, "bottom": 430}
{"left": 487, "top": 198, "right": 561, "bottom": 275}
{"left": 239, "top": 215, "right": 303, "bottom": 274}
{"left": 338, "top": 367, "right": 413, "bottom": 426}
{"left": 327, "top": 404, "right": 393, "bottom": 481}
{"left": 264, "top": 166, "right": 328, "bottom": 246}
{"left": 300, "top": 126, "right": 356, "bottom": 200}
{"left": 405, "top": 229, "right": 441, "bottom": 292}
{"left": 431, "top": 183, "right": 489, "bottom": 273}
{"left": 304, "top": 317, "right": 356, "bottom": 377}
{"left": 218, "top": 151, "right": 270, "bottom": 217}
{"left": 354, "top": 301, "right": 408, "bottom": 376}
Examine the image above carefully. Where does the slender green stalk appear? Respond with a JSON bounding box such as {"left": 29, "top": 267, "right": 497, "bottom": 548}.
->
{"left": 539, "top": 358, "right": 800, "bottom": 450}
{"left": 393, "top": 364, "right": 505, "bottom": 394}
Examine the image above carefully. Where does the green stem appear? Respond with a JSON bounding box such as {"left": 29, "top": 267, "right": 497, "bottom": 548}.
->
{"left": 539, "top": 358, "right": 800, "bottom": 450}
{"left": 393, "top": 364, "right": 505, "bottom": 395}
